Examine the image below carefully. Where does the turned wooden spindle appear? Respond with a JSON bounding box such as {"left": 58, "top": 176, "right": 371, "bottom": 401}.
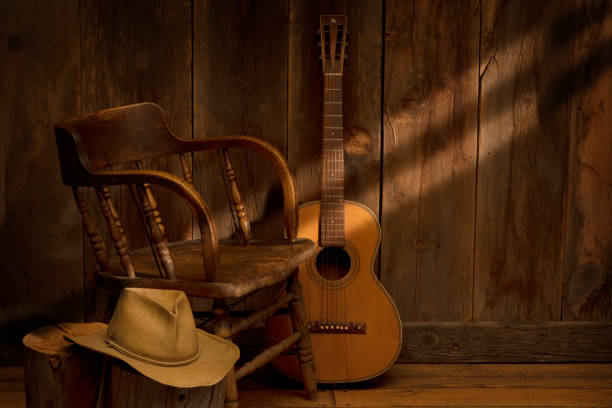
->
{"left": 179, "top": 153, "right": 194, "bottom": 184}
{"left": 134, "top": 161, "right": 175, "bottom": 279}
{"left": 72, "top": 187, "right": 109, "bottom": 270}
{"left": 136, "top": 183, "right": 175, "bottom": 279}
{"left": 95, "top": 186, "right": 135, "bottom": 277}
{"left": 222, "top": 149, "right": 251, "bottom": 241}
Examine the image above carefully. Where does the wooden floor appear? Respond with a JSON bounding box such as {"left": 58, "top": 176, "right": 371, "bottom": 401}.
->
{"left": 3, "top": 363, "right": 612, "bottom": 407}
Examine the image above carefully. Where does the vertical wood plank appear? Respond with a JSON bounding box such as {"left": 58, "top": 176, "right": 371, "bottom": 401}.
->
{"left": 288, "top": 0, "right": 382, "bottom": 216}
{"left": 194, "top": 0, "right": 288, "bottom": 310}
{"left": 0, "top": 0, "right": 82, "bottom": 362}
{"left": 81, "top": 0, "right": 192, "bottom": 242}
{"left": 475, "top": 0, "right": 572, "bottom": 320}
{"left": 381, "top": 0, "right": 479, "bottom": 321}
{"left": 194, "top": 0, "right": 288, "bottom": 242}
{"left": 80, "top": 0, "right": 192, "bottom": 318}
{"left": 562, "top": 0, "right": 612, "bottom": 320}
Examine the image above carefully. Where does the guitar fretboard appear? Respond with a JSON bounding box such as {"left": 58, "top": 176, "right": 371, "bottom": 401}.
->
{"left": 320, "top": 72, "right": 345, "bottom": 247}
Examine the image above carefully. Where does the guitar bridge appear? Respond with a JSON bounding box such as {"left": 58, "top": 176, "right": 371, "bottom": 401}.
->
{"left": 308, "top": 321, "right": 366, "bottom": 334}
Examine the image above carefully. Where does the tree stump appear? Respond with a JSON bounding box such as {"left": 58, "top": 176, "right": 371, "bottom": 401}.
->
{"left": 23, "top": 323, "right": 226, "bottom": 408}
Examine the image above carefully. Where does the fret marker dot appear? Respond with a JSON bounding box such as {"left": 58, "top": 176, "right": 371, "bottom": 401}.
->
{"left": 331, "top": 220, "right": 335, "bottom": 224}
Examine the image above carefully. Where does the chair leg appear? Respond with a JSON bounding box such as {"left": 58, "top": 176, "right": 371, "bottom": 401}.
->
{"left": 213, "top": 299, "right": 239, "bottom": 408}
{"left": 287, "top": 271, "right": 318, "bottom": 400}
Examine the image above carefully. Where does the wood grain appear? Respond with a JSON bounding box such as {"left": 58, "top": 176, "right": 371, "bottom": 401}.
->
{"left": 4, "top": 363, "right": 612, "bottom": 408}
{"left": 194, "top": 0, "right": 288, "bottom": 241}
{"left": 23, "top": 323, "right": 105, "bottom": 407}
{"left": 397, "top": 321, "right": 612, "bottom": 363}
{"left": 238, "top": 389, "right": 334, "bottom": 408}
{"left": 104, "top": 360, "right": 225, "bottom": 408}
{"left": 0, "top": 367, "right": 24, "bottom": 393}
{"left": 373, "top": 363, "right": 612, "bottom": 389}
{"left": 474, "top": 0, "right": 572, "bottom": 321}
{"left": 193, "top": 0, "right": 289, "bottom": 311}
{"left": 247, "top": 321, "right": 612, "bottom": 364}
{"left": 381, "top": 0, "right": 479, "bottom": 322}
{"left": 1, "top": 0, "right": 612, "bottom": 367}
{"left": 288, "top": 0, "right": 382, "bottom": 216}
{"left": 562, "top": 0, "right": 612, "bottom": 320}
{"left": 332, "top": 388, "right": 612, "bottom": 407}
{"left": 80, "top": 0, "right": 192, "bottom": 318}
{"left": 0, "top": 0, "right": 83, "bottom": 364}
{"left": 0, "top": 392, "right": 25, "bottom": 408}
{"left": 80, "top": 0, "right": 192, "bottom": 241}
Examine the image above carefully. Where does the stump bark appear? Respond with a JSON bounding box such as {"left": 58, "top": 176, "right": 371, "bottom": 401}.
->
{"left": 23, "top": 323, "right": 225, "bottom": 408}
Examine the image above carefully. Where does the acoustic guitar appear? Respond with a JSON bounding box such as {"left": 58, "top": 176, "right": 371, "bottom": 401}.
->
{"left": 266, "top": 15, "right": 402, "bottom": 383}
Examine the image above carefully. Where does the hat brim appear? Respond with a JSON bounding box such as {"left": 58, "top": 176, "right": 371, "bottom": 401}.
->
{"left": 66, "top": 324, "right": 239, "bottom": 388}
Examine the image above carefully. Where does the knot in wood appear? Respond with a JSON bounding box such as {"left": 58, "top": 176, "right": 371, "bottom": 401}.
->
{"left": 48, "top": 355, "right": 61, "bottom": 370}
{"left": 420, "top": 333, "right": 439, "bottom": 348}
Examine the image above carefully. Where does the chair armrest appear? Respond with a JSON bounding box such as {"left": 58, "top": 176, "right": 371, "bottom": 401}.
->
{"left": 88, "top": 169, "right": 219, "bottom": 281}
{"left": 180, "top": 136, "right": 299, "bottom": 239}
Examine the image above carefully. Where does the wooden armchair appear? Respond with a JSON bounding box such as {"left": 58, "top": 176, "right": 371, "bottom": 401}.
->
{"left": 54, "top": 103, "right": 317, "bottom": 407}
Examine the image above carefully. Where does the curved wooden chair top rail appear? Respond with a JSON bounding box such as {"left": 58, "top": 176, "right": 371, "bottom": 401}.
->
{"left": 54, "top": 102, "right": 307, "bottom": 286}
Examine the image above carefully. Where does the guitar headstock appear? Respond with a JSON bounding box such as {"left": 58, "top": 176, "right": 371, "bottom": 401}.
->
{"left": 319, "top": 15, "right": 348, "bottom": 74}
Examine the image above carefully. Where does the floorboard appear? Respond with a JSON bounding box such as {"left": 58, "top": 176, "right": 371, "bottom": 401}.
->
{"left": 3, "top": 363, "right": 611, "bottom": 407}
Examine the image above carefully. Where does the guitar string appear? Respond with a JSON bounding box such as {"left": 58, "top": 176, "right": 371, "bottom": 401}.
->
{"left": 323, "top": 64, "right": 328, "bottom": 326}
{"left": 340, "top": 29, "right": 348, "bottom": 374}
{"left": 334, "top": 72, "right": 339, "bottom": 330}
{"left": 336, "top": 41, "right": 343, "bottom": 373}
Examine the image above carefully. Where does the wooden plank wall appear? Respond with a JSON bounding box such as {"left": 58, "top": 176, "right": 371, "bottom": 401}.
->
{"left": 474, "top": 0, "right": 571, "bottom": 321}
{"left": 382, "top": 0, "right": 479, "bottom": 322}
{"left": 562, "top": 0, "right": 612, "bottom": 320}
{"left": 0, "top": 0, "right": 610, "bottom": 363}
{"left": 0, "top": 0, "right": 83, "bottom": 363}
{"left": 79, "top": 0, "right": 193, "bottom": 320}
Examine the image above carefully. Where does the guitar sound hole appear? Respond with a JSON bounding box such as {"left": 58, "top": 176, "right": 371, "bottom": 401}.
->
{"left": 315, "top": 246, "right": 351, "bottom": 281}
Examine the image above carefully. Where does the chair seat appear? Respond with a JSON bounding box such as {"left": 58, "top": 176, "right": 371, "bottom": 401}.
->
{"left": 97, "top": 238, "right": 317, "bottom": 298}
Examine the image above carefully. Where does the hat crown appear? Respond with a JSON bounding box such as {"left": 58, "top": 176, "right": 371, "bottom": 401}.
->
{"left": 106, "top": 288, "right": 199, "bottom": 365}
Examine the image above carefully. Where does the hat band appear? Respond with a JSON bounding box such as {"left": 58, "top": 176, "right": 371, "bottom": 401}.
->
{"left": 104, "top": 337, "right": 201, "bottom": 367}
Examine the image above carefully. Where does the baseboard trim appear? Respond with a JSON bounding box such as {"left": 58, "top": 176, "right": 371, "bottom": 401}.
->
{"left": 397, "top": 321, "right": 612, "bottom": 363}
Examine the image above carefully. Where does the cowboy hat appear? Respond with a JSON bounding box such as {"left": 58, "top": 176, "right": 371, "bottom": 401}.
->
{"left": 66, "top": 288, "right": 239, "bottom": 388}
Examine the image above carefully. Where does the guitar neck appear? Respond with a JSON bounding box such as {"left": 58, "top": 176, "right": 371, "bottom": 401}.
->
{"left": 320, "top": 72, "right": 345, "bottom": 247}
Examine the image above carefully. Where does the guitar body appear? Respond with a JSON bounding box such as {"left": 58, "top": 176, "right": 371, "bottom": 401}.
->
{"left": 266, "top": 200, "right": 402, "bottom": 383}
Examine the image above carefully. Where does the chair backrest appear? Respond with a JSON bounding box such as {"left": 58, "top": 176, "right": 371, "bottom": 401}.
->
{"left": 55, "top": 103, "right": 190, "bottom": 180}
{"left": 55, "top": 103, "right": 251, "bottom": 282}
